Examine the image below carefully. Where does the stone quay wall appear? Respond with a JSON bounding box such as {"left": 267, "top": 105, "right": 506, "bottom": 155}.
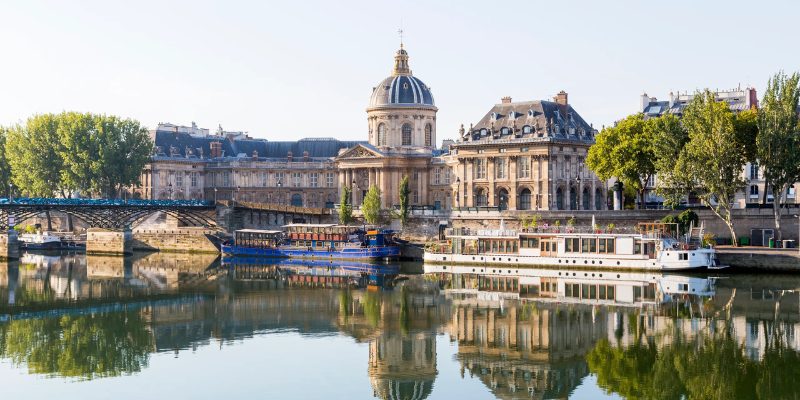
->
{"left": 131, "top": 228, "right": 220, "bottom": 253}
{"left": 0, "top": 231, "right": 20, "bottom": 260}
{"left": 86, "top": 228, "right": 132, "bottom": 255}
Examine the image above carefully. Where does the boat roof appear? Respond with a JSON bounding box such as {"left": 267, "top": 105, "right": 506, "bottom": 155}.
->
{"left": 235, "top": 229, "right": 283, "bottom": 234}
{"left": 282, "top": 224, "right": 340, "bottom": 228}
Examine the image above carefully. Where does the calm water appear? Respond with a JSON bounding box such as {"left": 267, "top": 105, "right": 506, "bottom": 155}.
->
{"left": 1, "top": 253, "right": 800, "bottom": 399}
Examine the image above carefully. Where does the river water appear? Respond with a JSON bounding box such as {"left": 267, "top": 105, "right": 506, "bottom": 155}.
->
{"left": 0, "top": 252, "right": 799, "bottom": 399}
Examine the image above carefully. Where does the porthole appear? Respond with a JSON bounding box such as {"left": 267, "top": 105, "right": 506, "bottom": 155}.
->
{"left": 472, "top": 257, "right": 476, "bottom": 260}
{"left": 573, "top": 260, "right": 576, "bottom": 264}
{"left": 559, "top": 260, "right": 562, "bottom": 263}
{"left": 516, "top": 270, "right": 519, "bottom": 273}
{"left": 558, "top": 272, "right": 562, "bottom": 276}
{"left": 599, "top": 261, "right": 602, "bottom": 265}
{"left": 507, "top": 270, "right": 511, "bottom": 273}
{"left": 599, "top": 274, "right": 603, "bottom": 277}
{"left": 573, "top": 272, "right": 576, "bottom": 276}
{"left": 472, "top": 268, "right": 475, "bottom": 272}
{"left": 443, "top": 266, "right": 447, "bottom": 270}
{"left": 584, "top": 260, "right": 588, "bottom": 264}
{"left": 508, "top": 258, "right": 511, "bottom": 262}
{"left": 617, "top": 274, "right": 620, "bottom": 278}
{"left": 591, "top": 261, "right": 595, "bottom": 264}
{"left": 584, "top": 273, "right": 588, "bottom": 277}
{"left": 592, "top": 273, "right": 595, "bottom": 277}
{"left": 617, "top": 261, "right": 620, "bottom": 265}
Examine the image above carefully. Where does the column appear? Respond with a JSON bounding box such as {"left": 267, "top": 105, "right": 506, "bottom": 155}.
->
{"left": 465, "top": 159, "right": 474, "bottom": 206}
{"left": 488, "top": 158, "right": 495, "bottom": 206}
{"left": 591, "top": 180, "right": 597, "bottom": 211}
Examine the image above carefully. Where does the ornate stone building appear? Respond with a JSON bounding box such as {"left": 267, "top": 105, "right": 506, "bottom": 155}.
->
{"left": 140, "top": 45, "right": 602, "bottom": 213}
{"left": 449, "top": 93, "right": 602, "bottom": 210}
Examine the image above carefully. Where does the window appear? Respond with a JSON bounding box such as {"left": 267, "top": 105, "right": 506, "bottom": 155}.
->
{"left": 290, "top": 193, "right": 303, "bottom": 206}
{"left": 377, "top": 123, "right": 387, "bottom": 146}
{"left": 475, "top": 159, "right": 487, "bottom": 179}
{"left": 326, "top": 172, "right": 335, "bottom": 187}
{"left": 176, "top": 173, "right": 183, "bottom": 187}
{"left": 433, "top": 168, "right": 441, "bottom": 185}
{"left": 309, "top": 173, "right": 319, "bottom": 188}
{"left": 402, "top": 123, "right": 412, "bottom": 146}
{"left": 223, "top": 172, "right": 230, "bottom": 187}
{"left": 517, "top": 156, "right": 530, "bottom": 178}
{"left": 260, "top": 172, "right": 268, "bottom": 187}
{"left": 565, "top": 238, "right": 580, "bottom": 252}
{"left": 495, "top": 158, "right": 506, "bottom": 179}
{"left": 424, "top": 124, "right": 432, "bottom": 147}
{"left": 292, "top": 172, "right": 302, "bottom": 187}
{"left": 274, "top": 172, "right": 285, "bottom": 187}
{"left": 750, "top": 185, "right": 759, "bottom": 198}
{"left": 475, "top": 188, "right": 488, "bottom": 206}
{"left": 412, "top": 191, "right": 418, "bottom": 204}
{"left": 444, "top": 168, "right": 451, "bottom": 184}
{"left": 523, "top": 125, "right": 532, "bottom": 134}
{"left": 190, "top": 172, "right": 198, "bottom": 187}
{"left": 789, "top": 186, "right": 796, "bottom": 199}
{"left": 750, "top": 163, "right": 759, "bottom": 179}
{"left": 501, "top": 127, "right": 510, "bottom": 135}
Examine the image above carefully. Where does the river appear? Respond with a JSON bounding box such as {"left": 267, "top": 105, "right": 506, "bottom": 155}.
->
{"left": 0, "top": 252, "right": 798, "bottom": 399}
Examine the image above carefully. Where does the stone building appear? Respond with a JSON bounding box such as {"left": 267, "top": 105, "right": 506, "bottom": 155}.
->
{"left": 449, "top": 93, "right": 602, "bottom": 210}
{"left": 140, "top": 45, "right": 601, "bottom": 213}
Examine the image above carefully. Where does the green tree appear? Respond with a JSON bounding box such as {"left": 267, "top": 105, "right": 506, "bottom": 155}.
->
{"left": 650, "top": 114, "right": 690, "bottom": 207}
{"left": 733, "top": 107, "right": 759, "bottom": 164}
{"left": 6, "top": 114, "right": 66, "bottom": 197}
{"left": 673, "top": 90, "right": 747, "bottom": 245}
{"left": 587, "top": 114, "right": 655, "bottom": 209}
{"left": 361, "top": 185, "right": 382, "bottom": 225}
{"left": 56, "top": 112, "right": 99, "bottom": 196}
{"left": 93, "top": 115, "right": 152, "bottom": 197}
{"left": 756, "top": 71, "right": 800, "bottom": 242}
{"left": 339, "top": 186, "right": 353, "bottom": 224}
{"left": 0, "top": 128, "right": 13, "bottom": 197}
{"left": 398, "top": 175, "right": 410, "bottom": 226}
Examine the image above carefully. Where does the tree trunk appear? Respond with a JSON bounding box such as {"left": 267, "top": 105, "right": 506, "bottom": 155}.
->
{"left": 773, "top": 187, "right": 784, "bottom": 242}
{"left": 45, "top": 210, "right": 53, "bottom": 232}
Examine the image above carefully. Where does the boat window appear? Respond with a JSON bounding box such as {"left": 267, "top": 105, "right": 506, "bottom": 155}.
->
{"left": 581, "top": 238, "right": 591, "bottom": 253}
{"left": 589, "top": 239, "right": 597, "bottom": 252}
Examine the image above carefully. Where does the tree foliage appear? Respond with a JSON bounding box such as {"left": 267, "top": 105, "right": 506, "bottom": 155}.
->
{"left": 362, "top": 185, "right": 382, "bottom": 225}
{"left": 756, "top": 71, "right": 800, "bottom": 241}
{"left": 5, "top": 112, "right": 152, "bottom": 198}
{"left": 339, "top": 186, "right": 353, "bottom": 225}
{"left": 398, "top": 175, "right": 410, "bottom": 226}
{"left": 669, "top": 90, "right": 747, "bottom": 244}
{"left": 649, "top": 114, "right": 690, "bottom": 208}
{"left": 586, "top": 114, "right": 655, "bottom": 208}
{"left": 0, "top": 128, "right": 13, "bottom": 197}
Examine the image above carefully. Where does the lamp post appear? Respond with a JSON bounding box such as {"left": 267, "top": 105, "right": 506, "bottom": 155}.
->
{"left": 213, "top": 187, "right": 218, "bottom": 204}
{"left": 575, "top": 173, "right": 582, "bottom": 211}
{"left": 236, "top": 185, "right": 241, "bottom": 203}
{"left": 455, "top": 177, "right": 461, "bottom": 209}
{"left": 351, "top": 179, "right": 357, "bottom": 207}
{"left": 167, "top": 183, "right": 173, "bottom": 200}
{"left": 8, "top": 183, "right": 13, "bottom": 204}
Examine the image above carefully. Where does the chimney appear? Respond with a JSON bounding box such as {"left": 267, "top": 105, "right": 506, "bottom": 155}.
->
{"left": 747, "top": 87, "right": 759, "bottom": 109}
{"left": 209, "top": 141, "right": 222, "bottom": 158}
{"left": 252, "top": 149, "right": 258, "bottom": 160}
{"left": 554, "top": 91, "right": 568, "bottom": 106}
{"left": 501, "top": 96, "right": 512, "bottom": 104}
{"left": 640, "top": 93, "right": 650, "bottom": 112}
{"left": 668, "top": 92, "right": 675, "bottom": 108}
{"left": 287, "top": 151, "right": 293, "bottom": 162}
{"left": 303, "top": 151, "right": 309, "bottom": 162}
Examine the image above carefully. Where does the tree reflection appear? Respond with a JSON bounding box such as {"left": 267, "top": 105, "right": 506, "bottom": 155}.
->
{"left": 0, "top": 310, "right": 153, "bottom": 379}
{"left": 587, "top": 324, "right": 800, "bottom": 400}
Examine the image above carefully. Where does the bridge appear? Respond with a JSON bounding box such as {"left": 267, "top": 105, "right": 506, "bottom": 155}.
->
{"left": 220, "top": 200, "right": 335, "bottom": 227}
{"left": 0, "top": 198, "right": 218, "bottom": 230}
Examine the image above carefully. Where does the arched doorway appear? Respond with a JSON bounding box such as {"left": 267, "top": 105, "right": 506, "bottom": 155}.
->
{"left": 290, "top": 193, "right": 303, "bottom": 207}
{"left": 474, "top": 188, "right": 488, "bottom": 207}
{"left": 582, "top": 187, "right": 591, "bottom": 210}
{"left": 569, "top": 187, "right": 578, "bottom": 210}
{"left": 595, "top": 188, "right": 604, "bottom": 210}
{"left": 556, "top": 188, "right": 564, "bottom": 210}
{"left": 518, "top": 188, "right": 531, "bottom": 210}
{"left": 497, "top": 188, "right": 509, "bottom": 211}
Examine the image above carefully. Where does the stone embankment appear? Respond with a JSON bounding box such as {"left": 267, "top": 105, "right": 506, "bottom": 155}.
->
{"left": 717, "top": 246, "right": 800, "bottom": 272}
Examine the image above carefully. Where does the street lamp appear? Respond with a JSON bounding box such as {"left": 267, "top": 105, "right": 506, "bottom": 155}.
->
{"left": 236, "top": 185, "right": 241, "bottom": 203}
{"left": 455, "top": 177, "right": 461, "bottom": 208}
{"left": 575, "top": 173, "right": 582, "bottom": 210}
{"left": 352, "top": 179, "right": 357, "bottom": 207}
{"left": 167, "top": 183, "right": 173, "bottom": 200}
{"left": 277, "top": 179, "right": 282, "bottom": 188}
{"left": 213, "top": 187, "right": 218, "bottom": 204}
{"left": 8, "top": 183, "right": 13, "bottom": 204}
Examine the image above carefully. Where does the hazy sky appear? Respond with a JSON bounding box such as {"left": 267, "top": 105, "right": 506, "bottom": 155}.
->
{"left": 1, "top": 0, "right": 798, "bottom": 142}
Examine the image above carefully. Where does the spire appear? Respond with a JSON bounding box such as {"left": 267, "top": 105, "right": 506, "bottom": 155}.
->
{"left": 392, "top": 29, "right": 411, "bottom": 76}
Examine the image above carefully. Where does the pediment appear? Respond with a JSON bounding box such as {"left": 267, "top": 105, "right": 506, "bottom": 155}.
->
{"left": 337, "top": 145, "right": 383, "bottom": 159}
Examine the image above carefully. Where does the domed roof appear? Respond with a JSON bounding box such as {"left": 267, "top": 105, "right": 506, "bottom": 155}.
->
{"left": 368, "top": 47, "right": 435, "bottom": 109}
{"left": 369, "top": 75, "right": 435, "bottom": 108}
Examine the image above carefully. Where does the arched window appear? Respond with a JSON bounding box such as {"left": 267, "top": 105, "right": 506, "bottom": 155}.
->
{"left": 290, "top": 193, "right": 303, "bottom": 207}
{"left": 501, "top": 127, "right": 510, "bottom": 135}
{"left": 474, "top": 188, "right": 488, "bottom": 207}
{"left": 523, "top": 125, "right": 532, "bottom": 134}
{"left": 518, "top": 188, "right": 531, "bottom": 210}
{"left": 402, "top": 123, "right": 412, "bottom": 146}
{"left": 424, "top": 124, "right": 432, "bottom": 147}
{"left": 377, "top": 123, "right": 387, "bottom": 146}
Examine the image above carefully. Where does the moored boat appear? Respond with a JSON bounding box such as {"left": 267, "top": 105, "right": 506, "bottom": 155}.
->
{"left": 18, "top": 231, "right": 63, "bottom": 250}
{"left": 221, "top": 224, "right": 400, "bottom": 261}
{"left": 424, "top": 222, "right": 716, "bottom": 271}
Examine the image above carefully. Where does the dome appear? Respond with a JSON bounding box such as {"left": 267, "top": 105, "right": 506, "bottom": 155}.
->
{"left": 369, "top": 75, "right": 435, "bottom": 108}
{"left": 368, "top": 46, "right": 435, "bottom": 109}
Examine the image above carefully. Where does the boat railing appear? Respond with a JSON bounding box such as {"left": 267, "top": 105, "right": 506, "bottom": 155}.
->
{"left": 446, "top": 225, "right": 648, "bottom": 237}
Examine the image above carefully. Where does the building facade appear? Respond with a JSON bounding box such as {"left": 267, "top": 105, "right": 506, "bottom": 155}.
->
{"left": 140, "top": 46, "right": 601, "bottom": 212}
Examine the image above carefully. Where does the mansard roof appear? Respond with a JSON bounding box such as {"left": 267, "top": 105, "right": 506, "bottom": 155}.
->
{"left": 464, "top": 100, "right": 596, "bottom": 144}
{"left": 152, "top": 129, "right": 365, "bottom": 159}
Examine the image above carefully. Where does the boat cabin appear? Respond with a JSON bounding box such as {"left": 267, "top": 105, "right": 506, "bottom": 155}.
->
{"left": 283, "top": 224, "right": 364, "bottom": 249}
{"left": 234, "top": 229, "right": 283, "bottom": 249}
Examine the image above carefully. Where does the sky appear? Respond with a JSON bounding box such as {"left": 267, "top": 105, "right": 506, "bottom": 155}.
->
{"left": 1, "top": 0, "right": 799, "bottom": 142}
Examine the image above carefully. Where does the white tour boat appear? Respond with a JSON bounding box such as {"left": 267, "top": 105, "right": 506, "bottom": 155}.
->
{"left": 424, "top": 222, "right": 716, "bottom": 271}
{"left": 18, "top": 231, "right": 63, "bottom": 250}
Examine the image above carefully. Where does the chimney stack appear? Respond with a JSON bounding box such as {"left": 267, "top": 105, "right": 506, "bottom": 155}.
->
{"left": 501, "top": 96, "right": 512, "bottom": 104}
{"left": 554, "top": 91, "right": 568, "bottom": 106}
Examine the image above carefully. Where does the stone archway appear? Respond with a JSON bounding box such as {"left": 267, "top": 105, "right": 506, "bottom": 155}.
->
{"left": 497, "top": 188, "right": 509, "bottom": 211}
{"left": 595, "top": 188, "right": 605, "bottom": 210}
{"left": 569, "top": 186, "right": 578, "bottom": 210}
{"left": 518, "top": 188, "right": 531, "bottom": 210}
{"left": 582, "top": 187, "right": 591, "bottom": 210}
{"left": 556, "top": 187, "right": 564, "bottom": 210}
{"left": 474, "top": 187, "right": 488, "bottom": 207}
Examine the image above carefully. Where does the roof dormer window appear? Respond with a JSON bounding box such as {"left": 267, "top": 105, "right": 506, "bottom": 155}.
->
{"left": 501, "top": 127, "right": 510, "bottom": 135}
{"left": 523, "top": 125, "right": 532, "bottom": 134}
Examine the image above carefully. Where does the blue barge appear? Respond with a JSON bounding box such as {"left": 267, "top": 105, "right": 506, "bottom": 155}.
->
{"left": 221, "top": 224, "right": 401, "bottom": 261}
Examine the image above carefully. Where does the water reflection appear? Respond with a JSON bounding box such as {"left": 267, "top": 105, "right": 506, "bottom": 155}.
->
{"left": 0, "top": 254, "right": 800, "bottom": 399}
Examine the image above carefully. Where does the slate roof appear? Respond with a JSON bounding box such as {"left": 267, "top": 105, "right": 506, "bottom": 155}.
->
{"left": 369, "top": 75, "right": 435, "bottom": 108}
{"left": 152, "top": 129, "right": 365, "bottom": 160}
{"left": 465, "top": 100, "right": 596, "bottom": 143}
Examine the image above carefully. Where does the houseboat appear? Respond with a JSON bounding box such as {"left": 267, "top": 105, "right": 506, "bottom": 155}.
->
{"left": 424, "top": 223, "right": 716, "bottom": 271}
{"left": 221, "top": 224, "right": 400, "bottom": 261}
{"left": 18, "top": 231, "right": 63, "bottom": 250}
{"left": 424, "top": 264, "right": 716, "bottom": 307}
